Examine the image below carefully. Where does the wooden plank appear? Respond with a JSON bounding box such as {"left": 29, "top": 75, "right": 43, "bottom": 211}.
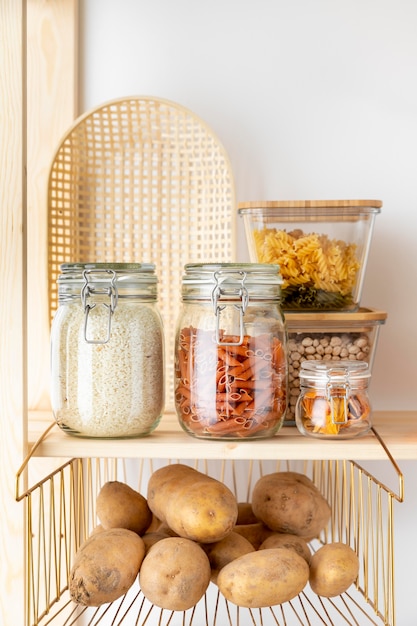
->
{"left": 27, "top": 0, "right": 79, "bottom": 411}
{"left": 0, "top": 2, "right": 26, "bottom": 624}
{"left": 0, "top": 1, "right": 78, "bottom": 625}
{"left": 26, "top": 410, "right": 417, "bottom": 462}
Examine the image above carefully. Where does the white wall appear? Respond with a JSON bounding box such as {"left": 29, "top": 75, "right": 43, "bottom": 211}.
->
{"left": 79, "top": 1, "right": 417, "bottom": 623}
{"left": 79, "top": 0, "right": 417, "bottom": 412}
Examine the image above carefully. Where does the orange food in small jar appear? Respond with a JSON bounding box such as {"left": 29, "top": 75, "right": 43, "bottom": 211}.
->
{"left": 174, "top": 263, "right": 288, "bottom": 439}
{"left": 295, "top": 361, "right": 372, "bottom": 439}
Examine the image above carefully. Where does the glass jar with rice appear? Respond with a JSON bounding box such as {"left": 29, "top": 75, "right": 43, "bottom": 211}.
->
{"left": 50, "top": 263, "right": 165, "bottom": 438}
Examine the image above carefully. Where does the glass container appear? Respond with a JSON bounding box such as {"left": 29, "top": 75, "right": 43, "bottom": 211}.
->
{"left": 295, "top": 360, "right": 372, "bottom": 439}
{"left": 285, "top": 307, "right": 386, "bottom": 424}
{"left": 238, "top": 199, "right": 381, "bottom": 312}
{"left": 174, "top": 263, "right": 288, "bottom": 439}
{"left": 50, "top": 263, "right": 165, "bottom": 438}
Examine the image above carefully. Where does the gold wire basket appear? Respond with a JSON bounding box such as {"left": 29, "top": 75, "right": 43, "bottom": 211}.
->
{"left": 16, "top": 425, "right": 403, "bottom": 626}
{"left": 35, "top": 96, "right": 404, "bottom": 626}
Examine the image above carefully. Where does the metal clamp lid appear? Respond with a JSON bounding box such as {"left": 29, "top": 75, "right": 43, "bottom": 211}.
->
{"left": 81, "top": 268, "right": 118, "bottom": 344}
{"left": 211, "top": 269, "right": 249, "bottom": 346}
{"left": 325, "top": 368, "right": 350, "bottom": 425}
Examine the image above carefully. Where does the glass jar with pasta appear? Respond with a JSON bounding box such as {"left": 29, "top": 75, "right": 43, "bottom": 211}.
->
{"left": 238, "top": 200, "right": 382, "bottom": 312}
{"left": 174, "top": 263, "right": 288, "bottom": 439}
{"left": 295, "top": 360, "right": 372, "bottom": 439}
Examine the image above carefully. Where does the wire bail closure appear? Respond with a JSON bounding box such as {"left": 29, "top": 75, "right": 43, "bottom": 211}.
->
{"left": 81, "top": 269, "right": 118, "bottom": 344}
{"left": 326, "top": 368, "right": 350, "bottom": 424}
{"left": 211, "top": 269, "right": 249, "bottom": 346}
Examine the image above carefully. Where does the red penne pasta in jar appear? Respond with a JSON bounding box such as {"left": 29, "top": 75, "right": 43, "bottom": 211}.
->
{"left": 174, "top": 263, "right": 288, "bottom": 439}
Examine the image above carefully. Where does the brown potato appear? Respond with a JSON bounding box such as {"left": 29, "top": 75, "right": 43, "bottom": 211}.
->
{"left": 96, "top": 481, "right": 152, "bottom": 535}
{"left": 139, "top": 537, "right": 211, "bottom": 611}
{"left": 309, "top": 542, "right": 359, "bottom": 597}
{"left": 89, "top": 524, "right": 105, "bottom": 536}
{"left": 141, "top": 530, "right": 173, "bottom": 553}
{"left": 259, "top": 532, "right": 311, "bottom": 563}
{"left": 236, "top": 502, "right": 259, "bottom": 525}
{"left": 156, "top": 522, "right": 180, "bottom": 537}
{"left": 147, "top": 464, "right": 238, "bottom": 543}
{"left": 233, "top": 522, "right": 273, "bottom": 549}
{"left": 145, "top": 513, "right": 163, "bottom": 533}
{"left": 201, "top": 531, "right": 255, "bottom": 583}
{"left": 69, "top": 528, "right": 145, "bottom": 606}
{"left": 251, "top": 471, "right": 331, "bottom": 538}
{"left": 217, "top": 547, "right": 309, "bottom": 608}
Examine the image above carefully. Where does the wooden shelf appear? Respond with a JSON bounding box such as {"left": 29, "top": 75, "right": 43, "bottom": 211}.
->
{"left": 28, "top": 410, "right": 417, "bottom": 461}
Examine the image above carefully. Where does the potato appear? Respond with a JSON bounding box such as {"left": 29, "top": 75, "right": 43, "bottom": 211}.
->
{"left": 141, "top": 522, "right": 179, "bottom": 553}
{"left": 251, "top": 471, "right": 331, "bottom": 538}
{"left": 233, "top": 522, "right": 272, "bottom": 549}
{"left": 201, "top": 531, "right": 255, "bottom": 583}
{"left": 96, "top": 481, "right": 152, "bottom": 535}
{"left": 259, "top": 532, "right": 311, "bottom": 563}
{"left": 69, "top": 528, "right": 145, "bottom": 606}
{"left": 309, "top": 542, "right": 359, "bottom": 597}
{"left": 139, "top": 537, "right": 211, "bottom": 610}
{"left": 89, "top": 524, "right": 105, "bottom": 536}
{"left": 156, "top": 522, "right": 180, "bottom": 537}
{"left": 147, "top": 464, "right": 238, "bottom": 543}
{"left": 217, "top": 547, "right": 309, "bottom": 608}
{"left": 145, "top": 513, "right": 163, "bottom": 533}
{"left": 236, "top": 502, "right": 259, "bottom": 525}
{"left": 141, "top": 530, "right": 174, "bottom": 553}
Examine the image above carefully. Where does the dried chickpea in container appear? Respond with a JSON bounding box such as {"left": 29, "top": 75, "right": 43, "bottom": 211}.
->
{"left": 284, "top": 309, "right": 386, "bottom": 424}
{"left": 295, "top": 360, "right": 372, "bottom": 439}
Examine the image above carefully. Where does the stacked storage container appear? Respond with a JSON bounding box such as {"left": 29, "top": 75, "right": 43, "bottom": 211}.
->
{"left": 238, "top": 200, "right": 386, "bottom": 427}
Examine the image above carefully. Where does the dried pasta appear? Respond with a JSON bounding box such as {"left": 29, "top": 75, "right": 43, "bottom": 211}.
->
{"left": 298, "top": 390, "right": 371, "bottom": 437}
{"left": 253, "top": 228, "right": 360, "bottom": 309}
{"left": 175, "top": 326, "right": 287, "bottom": 438}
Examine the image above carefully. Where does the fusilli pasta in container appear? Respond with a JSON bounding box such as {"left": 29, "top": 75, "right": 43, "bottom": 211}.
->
{"left": 238, "top": 200, "right": 381, "bottom": 311}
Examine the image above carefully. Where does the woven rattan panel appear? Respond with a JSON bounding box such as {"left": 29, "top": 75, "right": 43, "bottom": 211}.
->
{"left": 48, "top": 96, "right": 236, "bottom": 409}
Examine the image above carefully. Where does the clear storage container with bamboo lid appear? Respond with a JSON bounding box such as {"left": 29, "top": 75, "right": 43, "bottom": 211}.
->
{"left": 285, "top": 307, "right": 386, "bottom": 424}
{"left": 238, "top": 199, "right": 382, "bottom": 312}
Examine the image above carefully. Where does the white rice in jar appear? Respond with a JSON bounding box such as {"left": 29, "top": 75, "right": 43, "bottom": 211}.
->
{"left": 51, "top": 300, "right": 164, "bottom": 438}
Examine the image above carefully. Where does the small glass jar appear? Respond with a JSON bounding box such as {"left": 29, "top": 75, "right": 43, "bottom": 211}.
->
{"left": 295, "top": 360, "right": 372, "bottom": 439}
{"left": 50, "top": 263, "right": 165, "bottom": 438}
{"left": 174, "top": 263, "right": 288, "bottom": 439}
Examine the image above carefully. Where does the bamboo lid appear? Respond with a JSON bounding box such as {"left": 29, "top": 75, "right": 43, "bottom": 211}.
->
{"left": 238, "top": 199, "right": 383, "bottom": 209}
{"left": 285, "top": 307, "right": 387, "bottom": 323}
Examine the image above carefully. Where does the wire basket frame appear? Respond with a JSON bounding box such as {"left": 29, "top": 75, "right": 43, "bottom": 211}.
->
{"left": 16, "top": 441, "right": 403, "bottom": 626}
{"left": 47, "top": 96, "right": 236, "bottom": 410}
